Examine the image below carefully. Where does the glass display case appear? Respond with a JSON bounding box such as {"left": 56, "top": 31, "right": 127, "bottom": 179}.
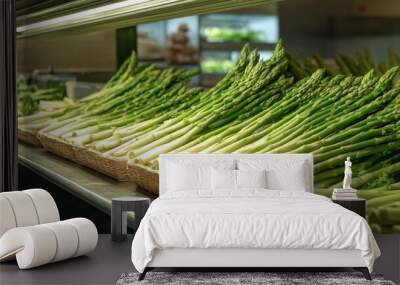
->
{"left": 166, "top": 16, "right": 199, "bottom": 65}
{"left": 198, "top": 12, "right": 278, "bottom": 85}
{"left": 137, "top": 21, "right": 166, "bottom": 61}
{"left": 137, "top": 16, "right": 200, "bottom": 84}
{"left": 135, "top": 9, "right": 279, "bottom": 85}
{"left": 137, "top": 16, "right": 200, "bottom": 65}
{"left": 200, "top": 14, "right": 279, "bottom": 44}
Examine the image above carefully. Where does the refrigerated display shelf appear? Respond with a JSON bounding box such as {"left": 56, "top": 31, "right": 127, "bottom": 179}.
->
{"left": 16, "top": 0, "right": 276, "bottom": 38}
{"left": 18, "top": 143, "right": 155, "bottom": 216}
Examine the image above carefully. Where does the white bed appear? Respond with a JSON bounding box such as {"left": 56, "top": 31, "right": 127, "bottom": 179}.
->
{"left": 131, "top": 154, "right": 380, "bottom": 280}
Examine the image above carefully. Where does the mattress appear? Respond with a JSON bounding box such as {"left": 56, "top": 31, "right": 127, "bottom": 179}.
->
{"left": 131, "top": 190, "right": 380, "bottom": 273}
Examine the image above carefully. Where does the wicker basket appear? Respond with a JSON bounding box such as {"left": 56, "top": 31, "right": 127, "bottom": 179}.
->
{"left": 127, "top": 163, "right": 159, "bottom": 195}
{"left": 37, "top": 133, "right": 76, "bottom": 161}
{"left": 18, "top": 128, "right": 42, "bottom": 147}
{"left": 37, "top": 132, "right": 160, "bottom": 194}
{"left": 72, "top": 146, "right": 131, "bottom": 181}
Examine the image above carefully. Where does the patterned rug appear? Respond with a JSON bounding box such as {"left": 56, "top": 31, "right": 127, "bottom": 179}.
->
{"left": 116, "top": 271, "right": 395, "bottom": 285}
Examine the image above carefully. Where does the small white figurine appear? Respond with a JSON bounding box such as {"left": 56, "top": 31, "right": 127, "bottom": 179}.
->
{"left": 343, "top": 157, "right": 352, "bottom": 190}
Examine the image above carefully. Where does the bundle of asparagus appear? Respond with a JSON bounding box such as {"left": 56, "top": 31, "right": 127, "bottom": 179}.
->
{"left": 19, "top": 53, "right": 202, "bottom": 142}
{"left": 18, "top": 42, "right": 400, "bottom": 233}
{"left": 17, "top": 81, "right": 67, "bottom": 116}
{"left": 291, "top": 47, "right": 400, "bottom": 80}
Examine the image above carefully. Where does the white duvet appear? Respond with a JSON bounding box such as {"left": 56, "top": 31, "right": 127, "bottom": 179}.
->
{"left": 131, "top": 190, "right": 380, "bottom": 273}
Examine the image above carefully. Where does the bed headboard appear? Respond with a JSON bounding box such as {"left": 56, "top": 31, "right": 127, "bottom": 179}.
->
{"left": 159, "top": 153, "right": 314, "bottom": 196}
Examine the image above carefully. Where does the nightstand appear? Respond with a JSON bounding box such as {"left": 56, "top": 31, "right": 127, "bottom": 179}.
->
{"left": 332, "top": 198, "right": 366, "bottom": 218}
{"left": 111, "top": 197, "right": 150, "bottom": 242}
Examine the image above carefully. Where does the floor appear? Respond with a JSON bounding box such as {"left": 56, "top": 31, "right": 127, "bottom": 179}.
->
{"left": 1, "top": 235, "right": 399, "bottom": 285}
{"left": 0, "top": 235, "right": 134, "bottom": 285}
{"left": 374, "top": 234, "right": 400, "bottom": 284}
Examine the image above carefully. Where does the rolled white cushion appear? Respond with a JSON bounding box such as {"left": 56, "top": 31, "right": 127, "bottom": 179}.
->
{"left": 24, "top": 189, "right": 60, "bottom": 224}
{"left": 0, "top": 196, "right": 17, "bottom": 237}
{"left": 42, "top": 221, "right": 79, "bottom": 262}
{"left": 0, "top": 226, "right": 57, "bottom": 269}
{"left": 1, "top": 191, "right": 39, "bottom": 227}
{"left": 64, "top": 218, "right": 98, "bottom": 257}
{"left": 0, "top": 218, "right": 98, "bottom": 269}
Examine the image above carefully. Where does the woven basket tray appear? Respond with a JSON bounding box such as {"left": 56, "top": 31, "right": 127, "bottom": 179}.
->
{"left": 37, "top": 133, "right": 76, "bottom": 161}
{"left": 72, "top": 146, "right": 131, "bottom": 181}
{"left": 37, "top": 132, "right": 160, "bottom": 194}
{"left": 127, "top": 163, "right": 159, "bottom": 195}
{"left": 18, "top": 128, "right": 42, "bottom": 147}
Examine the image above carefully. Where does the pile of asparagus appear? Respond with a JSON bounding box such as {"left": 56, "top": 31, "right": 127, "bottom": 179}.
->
{"left": 17, "top": 78, "right": 67, "bottom": 116}
{"left": 291, "top": 47, "right": 400, "bottom": 80}
{"left": 19, "top": 53, "right": 202, "bottom": 145}
{"left": 18, "top": 42, "right": 400, "bottom": 233}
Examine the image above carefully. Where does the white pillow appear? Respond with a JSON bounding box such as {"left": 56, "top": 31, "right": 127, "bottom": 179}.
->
{"left": 211, "top": 169, "right": 267, "bottom": 191}
{"left": 211, "top": 168, "right": 236, "bottom": 190}
{"left": 165, "top": 158, "right": 236, "bottom": 192}
{"left": 238, "top": 159, "right": 309, "bottom": 192}
{"left": 167, "top": 162, "right": 210, "bottom": 191}
{"left": 236, "top": 169, "right": 267, "bottom": 189}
